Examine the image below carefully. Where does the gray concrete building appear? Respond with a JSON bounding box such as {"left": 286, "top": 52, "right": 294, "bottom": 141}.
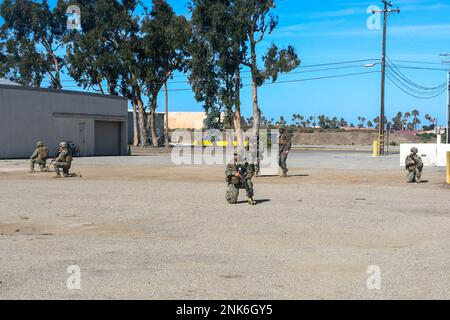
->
{"left": 0, "top": 84, "right": 128, "bottom": 159}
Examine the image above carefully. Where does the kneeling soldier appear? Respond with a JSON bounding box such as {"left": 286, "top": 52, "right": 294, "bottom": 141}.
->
{"left": 405, "top": 147, "right": 423, "bottom": 183}
{"left": 225, "top": 153, "right": 256, "bottom": 205}
{"left": 54, "top": 142, "right": 73, "bottom": 178}
{"left": 30, "top": 141, "right": 49, "bottom": 173}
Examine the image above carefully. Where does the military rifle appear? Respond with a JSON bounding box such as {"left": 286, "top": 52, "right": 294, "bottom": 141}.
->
{"left": 236, "top": 164, "right": 256, "bottom": 205}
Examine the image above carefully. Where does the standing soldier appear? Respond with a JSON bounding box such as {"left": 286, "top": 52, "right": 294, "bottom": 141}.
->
{"left": 30, "top": 141, "right": 49, "bottom": 173}
{"left": 278, "top": 127, "right": 291, "bottom": 177}
{"left": 53, "top": 142, "right": 73, "bottom": 178}
{"left": 405, "top": 147, "right": 423, "bottom": 183}
{"left": 225, "top": 152, "right": 256, "bottom": 205}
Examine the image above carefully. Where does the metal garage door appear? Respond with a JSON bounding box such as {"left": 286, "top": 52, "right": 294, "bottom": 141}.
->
{"left": 95, "top": 121, "right": 121, "bottom": 156}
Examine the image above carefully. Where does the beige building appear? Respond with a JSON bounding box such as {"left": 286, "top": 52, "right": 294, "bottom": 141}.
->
{"left": 168, "top": 112, "right": 207, "bottom": 130}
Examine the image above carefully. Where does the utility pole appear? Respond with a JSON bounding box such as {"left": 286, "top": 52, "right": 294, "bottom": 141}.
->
{"left": 442, "top": 54, "right": 450, "bottom": 143}
{"left": 373, "top": 1, "right": 400, "bottom": 155}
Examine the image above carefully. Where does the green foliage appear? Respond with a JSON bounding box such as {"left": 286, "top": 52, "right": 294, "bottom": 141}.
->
{"left": 0, "top": 0, "right": 67, "bottom": 88}
{"left": 65, "top": 0, "right": 139, "bottom": 95}
{"left": 203, "top": 106, "right": 223, "bottom": 130}
{"left": 416, "top": 133, "right": 437, "bottom": 142}
{"left": 389, "top": 140, "right": 398, "bottom": 146}
{"left": 189, "top": 0, "right": 240, "bottom": 116}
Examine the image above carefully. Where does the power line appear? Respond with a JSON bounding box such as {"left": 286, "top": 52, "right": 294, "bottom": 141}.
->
{"left": 58, "top": 70, "right": 379, "bottom": 91}
{"left": 392, "top": 65, "right": 449, "bottom": 72}
{"left": 42, "top": 64, "right": 379, "bottom": 85}
{"left": 389, "top": 59, "right": 443, "bottom": 66}
{"left": 386, "top": 71, "right": 447, "bottom": 99}
{"left": 386, "top": 57, "right": 447, "bottom": 91}
{"left": 385, "top": 69, "right": 446, "bottom": 97}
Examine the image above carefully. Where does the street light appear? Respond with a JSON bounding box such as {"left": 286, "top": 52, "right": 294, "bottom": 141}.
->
{"left": 364, "top": 63, "right": 380, "bottom": 68}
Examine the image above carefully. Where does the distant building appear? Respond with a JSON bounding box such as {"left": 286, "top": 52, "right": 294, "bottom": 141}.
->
{"left": 168, "top": 112, "right": 207, "bottom": 130}
{"left": 0, "top": 83, "right": 128, "bottom": 159}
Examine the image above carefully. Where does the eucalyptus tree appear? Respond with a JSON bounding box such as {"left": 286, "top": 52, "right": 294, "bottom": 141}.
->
{"left": 0, "top": 0, "right": 67, "bottom": 88}
{"left": 140, "top": 0, "right": 191, "bottom": 147}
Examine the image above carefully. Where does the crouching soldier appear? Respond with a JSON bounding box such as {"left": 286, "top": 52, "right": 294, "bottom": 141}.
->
{"left": 405, "top": 147, "right": 423, "bottom": 183}
{"left": 225, "top": 153, "right": 256, "bottom": 205}
{"left": 30, "top": 141, "right": 49, "bottom": 173}
{"left": 53, "top": 142, "right": 73, "bottom": 178}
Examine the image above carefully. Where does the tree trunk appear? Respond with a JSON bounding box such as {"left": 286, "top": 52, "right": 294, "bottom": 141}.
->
{"left": 164, "top": 81, "right": 170, "bottom": 148}
{"left": 250, "top": 41, "right": 260, "bottom": 135}
{"left": 131, "top": 98, "right": 139, "bottom": 146}
{"left": 135, "top": 86, "right": 148, "bottom": 146}
{"left": 148, "top": 98, "right": 159, "bottom": 147}
{"left": 234, "top": 65, "right": 244, "bottom": 148}
{"left": 50, "top": 52, "right": 62, "bottom": 90}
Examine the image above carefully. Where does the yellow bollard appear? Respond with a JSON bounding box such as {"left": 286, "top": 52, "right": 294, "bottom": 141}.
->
{"left": 447, "top": 152, "right": 450, "bottom": 185}
{"left": 373, "top": 141, "right": 379, "bottom": 157}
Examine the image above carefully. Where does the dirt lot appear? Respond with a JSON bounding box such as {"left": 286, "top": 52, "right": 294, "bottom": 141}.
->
{"left": 0, "top": 153, "right": 449, "bottom": 300}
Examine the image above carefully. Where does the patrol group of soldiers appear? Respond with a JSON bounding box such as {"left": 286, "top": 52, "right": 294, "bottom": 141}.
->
{"left": 225, "top": 128, "right": 425, "bottom": 206}
{"left": 30, "top": 141, "right": 74, "bottom": 178}
{"left": 225, "top": 127, "right": 292, "bottom": 206}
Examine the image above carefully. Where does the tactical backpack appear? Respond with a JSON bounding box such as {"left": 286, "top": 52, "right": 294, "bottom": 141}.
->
{"left": 39, "top": 147, "right": 49, "bottom": 160}
{"left": 65, "top": 149, "right": 73, "bottom": 162}
{"left": 279, "top": 134, "right": 288, "bottom": 145}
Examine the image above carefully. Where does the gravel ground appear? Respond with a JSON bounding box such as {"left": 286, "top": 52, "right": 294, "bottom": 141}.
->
{"left": 0, "top": 152, "right": 449, "bottom": 300}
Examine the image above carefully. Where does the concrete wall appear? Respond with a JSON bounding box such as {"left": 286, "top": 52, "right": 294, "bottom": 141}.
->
{"left": 400, "top": 143, "right": 450, "bottom": 167}
{"left": 168, "top": 112, "right": 206, "bottom": 130}
{"left": 127, "top": 111, "right": 165, "bottom": 145}
{"left": 0, "top": 85, "right": 128, "bottom": 159}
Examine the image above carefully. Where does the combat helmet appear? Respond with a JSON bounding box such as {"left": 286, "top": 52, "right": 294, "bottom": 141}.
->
{"left": 59, "top": 141, "right": 69, "bottom": 148}
{"left": 411, "top": 147, "right": 418, "bottom": 154}
{"left": 36, "top": 141, "right": 44, "bottom": 147}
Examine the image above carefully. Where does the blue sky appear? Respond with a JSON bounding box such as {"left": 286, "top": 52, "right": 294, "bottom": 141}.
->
{"left": 1, "top": 0, "right": 449, "bottom": 125}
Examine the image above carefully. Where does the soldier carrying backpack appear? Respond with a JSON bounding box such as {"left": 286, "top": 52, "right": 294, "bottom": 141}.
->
{"left": 30, "top": 141, "right": 49, "bottom": 173}
{"left": 53, "top": 141, "right": 73, "bottom": 178}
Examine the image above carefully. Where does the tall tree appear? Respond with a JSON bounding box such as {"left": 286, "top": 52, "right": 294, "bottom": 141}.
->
{"left": 65, "top": 0, "right": 148, "bottom": 146}
{"left": 141, "top": 0, "right": 191, "bottom": 147}
{"left": 391, "top": 112, "right": 403, "bottom": 131}
{"left": 0, "top": 0, "right": 67, "bottom": 88}
{"left": 411, "top": 109, "right": 420, "bottom": 131}
{"left": 235, "top": 0, "right": 300, "bottom": 137}
{"left": 189, "top": 0, "right": 248, "bottom": 146}
{"left": 403, "top": 112, "right": 411, "bottom": 131}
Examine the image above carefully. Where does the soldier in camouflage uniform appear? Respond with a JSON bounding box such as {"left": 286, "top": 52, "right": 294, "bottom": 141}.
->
{"left": 30, "top": 141, "right": 49, "bottom": 173}
{"left": 53, "top": 142, "right": 73, "bottom": 178}
{"left": 278, "top": 127, "right": 291, "bottom": 177}
{"left": 225, "top": 152, "right": 256, "bottom": 205}
{"left": 405, "top": 147, "right": 423, "bottom": 183}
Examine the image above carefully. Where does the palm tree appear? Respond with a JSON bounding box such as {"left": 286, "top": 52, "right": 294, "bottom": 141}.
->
{"left": 411, "top": 109, "right": 420, "bottom": 131}
{"left": 357, "top": 116, "right": 367, "bottom": 128}
{"left": 403, "top": 112, "right": 411, "bottom": 131}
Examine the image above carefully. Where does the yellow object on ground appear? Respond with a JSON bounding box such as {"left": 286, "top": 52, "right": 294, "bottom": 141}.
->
{"left": 373, "top": 141, "right": 379, "bottom": 157}
{"left": 447, "top": 152, "right": 450, "bottom": 185}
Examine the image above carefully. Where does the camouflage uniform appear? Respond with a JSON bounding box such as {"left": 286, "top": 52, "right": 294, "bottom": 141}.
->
{"left": 30, "top": 141, "right": 48, "bottom": 172}
{"left": 54, "top": 142, "right": 72, "bottom": 178}
{"left": 278, "top": 128, "right": 292, "bottom": 177}
{"left": 225, "top": 154, "right": 255, "bottom": 205}
{"left": 405, "top": 147, "right": 423, "bottom": 183}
